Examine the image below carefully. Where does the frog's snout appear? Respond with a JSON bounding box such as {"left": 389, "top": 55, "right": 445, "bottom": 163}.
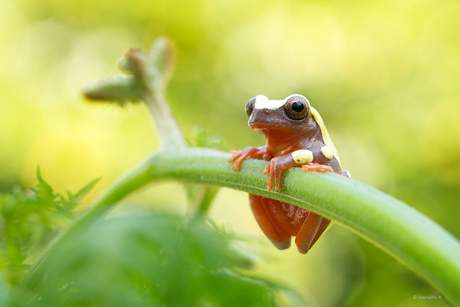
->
{"left": 248, "top": 108, "right": 277, "bottom": 129}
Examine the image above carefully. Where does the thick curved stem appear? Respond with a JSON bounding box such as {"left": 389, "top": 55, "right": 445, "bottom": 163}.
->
{"left": 24, "top": 148, "right": 460, "bottom": 306}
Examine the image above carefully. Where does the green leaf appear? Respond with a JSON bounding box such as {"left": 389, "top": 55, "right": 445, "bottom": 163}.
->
{"left": 0, "top": 170, "right": 99, "bottom": 285}
{"left": 29, "top": 213, "right": 300, "bottom": 307}
{"left": 188, "top": 125, "right": 223, "bottom": 150}
{"left": 73, "top": 177, "right": 101, "bottom": 201}
{"left": 31, "top": 166, "right": 57, "bottom": 207}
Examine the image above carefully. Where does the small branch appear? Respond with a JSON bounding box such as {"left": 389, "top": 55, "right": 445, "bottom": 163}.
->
{"left": 142, "top": 86, "right": 186, "bottom": 151}
{"left": 196, "top": 186, "right": 220, "bottom": 216}
{"left": 186, "top": 184, "right": 220, "bottom": 219}
{"left": 82, "top": 75, "right": 141, "bottom": 103}
{"left": 82, "top": 37, "right": 186, "bottom": 150}
{"left": 119, "top": 40, "right": 185, "bottom": 150}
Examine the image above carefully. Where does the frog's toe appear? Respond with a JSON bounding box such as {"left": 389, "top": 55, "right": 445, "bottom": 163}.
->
{"left": 338, "top": 170, "right": 351, "bottom": 178}
{"left": 228, "top": 150, "right": 242, "bottom": 162}
{"left": 231, "top": 163, "right": 241, "bottom": 171}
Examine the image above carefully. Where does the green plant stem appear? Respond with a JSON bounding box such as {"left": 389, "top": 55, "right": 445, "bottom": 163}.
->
{"left": 143, "top": 89, "right": 185, "bottom": 150}
{"left": 24, "top": 148, "right": 460, "bottom": 305}
{"left": 121, "top": 44, "right": 186, "bottom": 151}
{"left": 196, "top": 186, "right": 220, "bottom": 215}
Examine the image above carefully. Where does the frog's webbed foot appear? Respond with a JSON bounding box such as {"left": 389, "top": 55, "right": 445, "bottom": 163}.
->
{"left": 302, "top": 163, "right": 351, "bottom": 178}
{"left": 263, "top": 155, "right": 298, "bottom": 192}
{"left": 228, "top": 146, "right": 269, "bottom": 171}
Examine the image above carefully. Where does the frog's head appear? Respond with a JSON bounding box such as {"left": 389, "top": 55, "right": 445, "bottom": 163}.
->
{"left": 245, "top": 94, "right": 318, "bottom": 136}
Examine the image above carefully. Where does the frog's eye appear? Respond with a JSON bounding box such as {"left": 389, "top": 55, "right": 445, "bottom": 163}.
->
{"left": 285, "top": 96, "right": 309, "bottom": 120}
{"left": 246, "top": 97, "right": 256, "bottom": 117}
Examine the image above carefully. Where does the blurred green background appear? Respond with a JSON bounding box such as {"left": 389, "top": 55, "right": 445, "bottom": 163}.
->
{"left": 1, "top": 0, "right": 459, "bottom": 306}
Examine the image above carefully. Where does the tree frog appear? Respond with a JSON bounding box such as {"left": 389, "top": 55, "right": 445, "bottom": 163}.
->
{"left": 228, "top": 94, "right": 350, "bottom": 254}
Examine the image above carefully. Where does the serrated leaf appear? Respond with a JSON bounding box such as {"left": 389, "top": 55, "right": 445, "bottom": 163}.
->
{"left": 74, "top": 177, "right": 101, "bottom": 201}
{"left": 66, "top": 190, "right": 74, "bottom": 201}
{"left": 32, "top": 166, "right": 57, "bottom": 206}
{"left": 0, "top": 169, "right": 99, "bottom": 285}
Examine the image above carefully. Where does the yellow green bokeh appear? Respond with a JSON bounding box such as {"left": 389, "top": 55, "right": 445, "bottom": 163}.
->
{"left": 1, "top": 0, "right": 459, "bottom": 306}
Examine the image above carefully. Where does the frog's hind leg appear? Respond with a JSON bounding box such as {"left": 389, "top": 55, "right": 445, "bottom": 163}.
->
{"left": 294, "top": 212, "right": 325, "bottom": 254}
{"left": 249, "top": 194, "right": 291, "bottom": 250}
{"left": 309, "top": 217, "right": 331, "bottom": 249}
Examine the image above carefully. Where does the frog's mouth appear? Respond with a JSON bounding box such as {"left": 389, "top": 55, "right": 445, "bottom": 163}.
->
{"left": 249, "top": 123, "right": 296, "bottom": 138}
{"left": 249, "top": 123, "right": 274, "bottom": 133}
{"left": 249, "top": 121, "right": 288, "bottom": 132}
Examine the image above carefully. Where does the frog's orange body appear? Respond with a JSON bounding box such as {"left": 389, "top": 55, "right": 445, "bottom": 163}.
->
{"left": 228, "top": 95, "right": 350, "bottom": 254}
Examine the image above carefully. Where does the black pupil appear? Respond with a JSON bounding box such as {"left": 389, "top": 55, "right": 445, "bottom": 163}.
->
{"left": 292, "top": 101, "right": 304, "bottom": 112}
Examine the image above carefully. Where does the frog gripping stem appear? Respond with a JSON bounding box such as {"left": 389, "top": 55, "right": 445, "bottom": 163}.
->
{"left": 228, "top": 147, "right": 269, "bottom": 171}
{"left": 228, "top": 94, "right": 352, "bottom": 254}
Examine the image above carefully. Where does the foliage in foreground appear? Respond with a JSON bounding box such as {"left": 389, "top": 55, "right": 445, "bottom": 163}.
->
{"left": 0, "top": 169, "right": 98, "bottom": 286}
{"left": 0, "top": 173, "right": 304, "bottom": 307}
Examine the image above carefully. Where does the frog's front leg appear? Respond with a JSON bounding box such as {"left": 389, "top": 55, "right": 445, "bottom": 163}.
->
{"left": 228, "top": 146, "right": 271, "bottom": 171}
{"left": 337, "top": 170, "right": 351, "bottom": 178}
{"left": 263, "top": 148, "right": 337, "bottom": 192}
{"left": 263, "top": 155, "right": 299, "bottom": 192}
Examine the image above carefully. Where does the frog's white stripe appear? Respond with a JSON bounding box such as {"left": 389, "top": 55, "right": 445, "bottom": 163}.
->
{"left": 305, "top": 106, "right": 338, "bottom": 238}
{"left": 291, "top": 150, "right": 313, "bottom": 164}
{"left": 254, "top": 95, "right": 285, "bottom": 109}
{"left": 254, "top": 94, "right": 311, "bottom": 110}
{"left": 311, "top": 107, "right": 340, "bottom": 165}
